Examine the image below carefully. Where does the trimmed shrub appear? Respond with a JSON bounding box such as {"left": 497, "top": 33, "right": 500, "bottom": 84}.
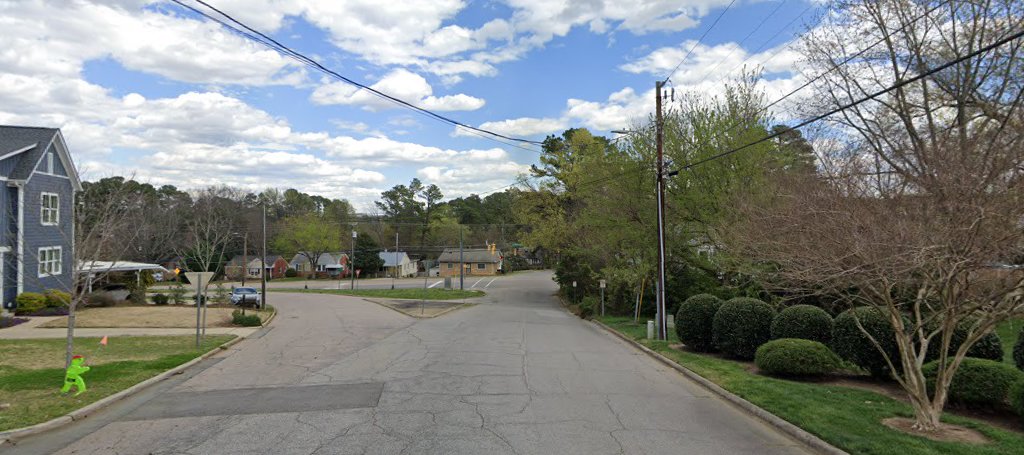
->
{"left": 923, "top": 358, "right": 1023, "bottom": 408}
{"left": 14, "top": 292, "right": 47, "bottom": 315}
{"left": 43, "top": 289, "right": 71, "bottom": 308}
{"left": 755, "top": 338, "right": 841, "bottom": 377}
{"left": 771, "top": 305, "right": 833, "bottom": 344}
{"left": 152, "top": 294, "right": 170, "bottom": 305}
{"left": 285, "top": 268, "right": 298, "bottom": 278}
{"left": 832, "top": 306, "right": 901, "bottom": 378}
{"left": 1014, "top": 327, "right": 1024, "bottom": 371}
{"left": 231, "top": 310, "right": 262, "bottom": 327}
{"left": 712, "top": 297, "right": 776, "bottom": 360}
{"left": 86, "top": 292, "right": 117, "bottom": 307}
{"left": 675, "top": 294, "right": 723, "bottom": 352}
{"left": 1010, "top": 380, "right": 1024, "bottom": 417}
{"left": 170, "top": 283, "right": 186, "bottom": 305}
{"left": 922, "top": 320, "right": 1004, "bottom": 363}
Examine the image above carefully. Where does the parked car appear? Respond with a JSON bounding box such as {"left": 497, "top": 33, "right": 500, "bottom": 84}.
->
{"left": 230, "top": 287, "right": 261, "bottom": 307}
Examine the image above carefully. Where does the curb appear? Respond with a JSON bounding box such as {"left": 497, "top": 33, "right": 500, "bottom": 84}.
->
{"left": 0, "top": 324, "right": 265, "bottom": 445}
{"left": 590, "top": 320, "right": 848, "bottom": 455}
{"left": 361, "top": 298, "right": 475, "bottom": 319}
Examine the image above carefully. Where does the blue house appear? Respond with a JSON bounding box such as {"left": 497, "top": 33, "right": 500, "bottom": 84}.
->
{"left": 0, "top": 126, "right": 81, "bottom": 312}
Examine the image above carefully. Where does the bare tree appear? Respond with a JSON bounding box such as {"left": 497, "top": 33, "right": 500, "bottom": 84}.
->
{"left": 729, "top": 0, "right": 1024, "bottom": 431}
{"left": 174, "top": 187, "right": 240, "bottom": 273}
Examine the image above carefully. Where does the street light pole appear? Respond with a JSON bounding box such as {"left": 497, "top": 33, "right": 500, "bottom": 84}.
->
{"left": 654, "top": 80, "right": 668, "bottom": 341}
{"left": 351, "top": 229, "right": 357, "bottom": 290}
{"left": 459, "top": 225, "right": 464, "bottom": 290}
{"left": 392, "top": 231, "right": 398, "bottom": 290}
{"left": 261, "top": 203, "right": 267, "bottom": 310}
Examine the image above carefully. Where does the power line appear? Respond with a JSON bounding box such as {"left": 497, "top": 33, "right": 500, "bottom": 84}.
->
{"left": 679, "top": 26, "right": 1024, "bottom": 171}
{"left": 168, "top": 0, "right": 545, "bottom": 153}
{"left": 662, "top": 0, "right": 738, "bottom": 84}
{"left": 688, "top": 0, "right": 789, "bottom": 87}
{"left": 707, "top": 2, "right": 820, "bottom": 86}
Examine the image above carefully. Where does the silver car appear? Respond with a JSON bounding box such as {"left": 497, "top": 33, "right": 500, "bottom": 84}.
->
{"left": 230, "top": 287, "right": 260, "bottom": 307}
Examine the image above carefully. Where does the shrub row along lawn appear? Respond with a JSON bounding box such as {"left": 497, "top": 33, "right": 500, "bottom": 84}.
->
{"left": 270, "top": 288, "right": 484, "bottom": 301}
{"left": 0, "top": 335, "right": 233, "bottom": 431}
{"left": 596, "top": 316, "right": 1024, "bottom": 455}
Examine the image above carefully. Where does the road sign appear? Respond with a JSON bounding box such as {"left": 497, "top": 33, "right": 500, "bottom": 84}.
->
{"left": 184, "top": 272, "right": 215, "bottom": 293}
{"left": 599, "top": 279, "right": 606, "bottom": 289}
{"left": 572, "top": 281, "right": 577, "bottom": 287}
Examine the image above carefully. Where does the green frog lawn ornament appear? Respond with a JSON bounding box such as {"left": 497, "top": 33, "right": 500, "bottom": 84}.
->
{"left": 61, "top": 355, "right": 90, "bottom": 396}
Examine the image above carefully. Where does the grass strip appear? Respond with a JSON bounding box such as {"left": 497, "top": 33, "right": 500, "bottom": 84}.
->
{"left": 0, "top": 335, "right": 232, "bottom": 431}
{"left": 596, "top": 316, "right": 1024, "bottom": 455}
{"left": 269, "top": 288, "right": 484, "bottom": 300}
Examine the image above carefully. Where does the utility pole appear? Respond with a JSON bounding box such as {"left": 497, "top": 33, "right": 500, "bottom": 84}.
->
{"left": 654, "top": 80, "right": 668, "bottom": 341}
{"left": 392, "top": 231, "right": 398, "bottom": 289}
{"left": 459, "top": 225, "right": 464, "bottom": 290}
{"left": 261, "top": 203, "right": 267, "bottom": 310}
{"left": 241, "top": 234, "right": 247, "bottom": 287}
{"left": 351, "top": 229, "right": 357, "bottom": 291}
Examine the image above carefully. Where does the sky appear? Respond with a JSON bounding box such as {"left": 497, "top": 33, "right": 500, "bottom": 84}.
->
{"left": 0, "top": 0, "right": 819, "bottom": 210}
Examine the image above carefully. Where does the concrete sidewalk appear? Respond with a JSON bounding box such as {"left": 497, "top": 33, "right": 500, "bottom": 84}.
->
{"left": 0, "top": 316, "right": 258, "bottom": 339}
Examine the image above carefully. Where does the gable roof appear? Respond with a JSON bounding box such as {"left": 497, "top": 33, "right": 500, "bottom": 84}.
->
{"left": 438, "top": 248, "right": 502, "bottom": 264}
{"left": 379, "top": 251, "right": 411, "bottom": 267}
{"left": 0, "top": 125, "right": 82, "bottom": 190}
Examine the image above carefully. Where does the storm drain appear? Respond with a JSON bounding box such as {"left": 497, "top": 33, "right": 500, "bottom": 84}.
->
{"left": 122, "top": 382, "right": 384, "bottom": 420}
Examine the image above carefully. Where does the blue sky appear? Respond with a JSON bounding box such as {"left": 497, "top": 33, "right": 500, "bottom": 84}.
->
{"left": 0, "top": 0, "right": 817, "bottom": 209}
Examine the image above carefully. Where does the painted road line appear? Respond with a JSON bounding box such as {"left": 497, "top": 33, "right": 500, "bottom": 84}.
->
{"left": 428, "top": 280, "right": 443, "bottom": 289}
{"left": 485, "top": 278, "right": 497, "bottom": 288}
{"left": 471, "top": 278, "right": 484, "bottom": 288}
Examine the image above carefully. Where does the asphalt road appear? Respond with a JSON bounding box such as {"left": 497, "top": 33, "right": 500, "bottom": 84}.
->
{"left": 4, "top": 270, "right": 811, "bottom": 455}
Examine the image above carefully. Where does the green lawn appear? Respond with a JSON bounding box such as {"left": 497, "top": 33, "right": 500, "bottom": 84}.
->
{"left": 596, "top": 316, "right": 1024, "bottom": 455}
{"left": 0, "top": 335, "right": 233, "bottom": 431}
{"left": 996, "top": 318, "right": 1022, "bottom": 364}
{"left": 270, "top": 288, "right": 485, "bottom": 300}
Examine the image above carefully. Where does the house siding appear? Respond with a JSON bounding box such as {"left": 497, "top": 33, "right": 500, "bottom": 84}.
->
{"left": 2, "top": 186, "right": 14, "bottom": 309}
{"left": 438, "top": 261, "right": 500, "bottom": 277}
{"left": 22, "top": 173, "right": 74, "bottom": 294}
{"left": 0, "top": 157, "right": 18, "bottom": 176}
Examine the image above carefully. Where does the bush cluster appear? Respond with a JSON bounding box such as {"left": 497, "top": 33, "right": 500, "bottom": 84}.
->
{"left": 14, "top": 292, "right": 47, "bottom": 315}
{"left": 922, "top": 358, "right": 1023, "bottom": 408}
{"left": 1014, "top": 327, "right": 1024, "bottom": 371}
{"left": 1010, "top": 380, "right": 1024, "bottom": 418}
{"left": 771, "top": 305, "right": 833, "bottom": 344}
{"left": 86, "top": 292, "right": 117, "bottom": 307}
{"left": 712, "top": 297, "right": 776, "bottom": 360}
{"left": 285, "top": 268, "right": 298, "bottom": 278}
{"left": 675, "top": 294, "right": 723, "bottom": 352}
{"left": 755, "top": 338, "right": 840, "bottom": 377}
{"left": 231, "top": 310, "right": 262, "bottom": 327}
{"left": 832, "top": 307, "right": 902, "bottom": 378}
{"left": 43, "top": 289, "right": 71, "bottom": 308}
{"left": 152, "top": 294, "right": 170, "bottom": 305}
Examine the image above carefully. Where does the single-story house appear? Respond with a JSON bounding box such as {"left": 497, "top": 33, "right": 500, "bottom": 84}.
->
{"left": 437, "top": 248, "right": 503, "bottom": 277}
{"left": 223, "top": 255, "right": 249, "bottom": 280}
{"left": 379, "top": 251, "right": 417, "bottom": 278}
{"left": 289, "top": 252, "right": 349, "bottom": 278}
{"left": 0, "top": 126, "right": 81, "bottom": 314}
{"left": 247, "top": 255, "right": 289, "bottom": 279}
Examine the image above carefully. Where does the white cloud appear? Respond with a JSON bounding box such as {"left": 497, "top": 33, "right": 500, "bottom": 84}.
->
{"left": 0, "top": 1, "right": 306, "bottom": 86}
{"left": 620, "top": 39, "right": 803, "bottom": 81}
{"left": 454, "top": 117, "right": 567, "bottom": 138}
{"left": 310, "top": 69, "right": 485, "bottom": 112}
{"left": 417, "top": 160, "right": 530, "bottom": 198}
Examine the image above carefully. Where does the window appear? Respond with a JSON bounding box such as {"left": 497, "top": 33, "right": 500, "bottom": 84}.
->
{"left": 477, "top": 263, "right": 486, "bottom": 269}
{"left": 38, "top": 247, "right": 62, "bottom": 277}
{"left": 41, "top": 193, "right": 59, "bottom": 225}
{"left": 447, "top": 263, "right": 453, "bottom": 269}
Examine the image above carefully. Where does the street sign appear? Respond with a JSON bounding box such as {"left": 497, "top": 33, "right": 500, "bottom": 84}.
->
{"left": 184, "top": 272, "right": 215, "bottom": 293}
{"left": 572, "top": 281, "right": 577, "bottom": 287}
{"left": 599, "top": 279, "right": 606, "bottom": 289}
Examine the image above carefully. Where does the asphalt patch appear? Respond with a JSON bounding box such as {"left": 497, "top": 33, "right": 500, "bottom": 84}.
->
{"left": 120, "top": 382, "right": 384, "bottom": 420}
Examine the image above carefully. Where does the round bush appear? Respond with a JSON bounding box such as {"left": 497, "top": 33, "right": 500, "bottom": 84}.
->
{"left": 152, "top": 294, "right": 170, "bottom": 305}
{"left": 285, "top": 268, "right": 298, "bottom": 278}
{"left": 1013, "top": 327, "right": 1024, "bottom": 371}
{"left": 832, "top": 307, "right": 901, "bottom": 378}
{"left": 14, "top": 292, "right": 47, "bottom": 315}
{"left": 922, "top": 358, "right": 1024, "bottom": 408}
{"left": 712, "top": 297, "right": 776, "bottom": 360}
{"left": 675, "top": 294, "right": 723, "bottom": 352}
{"left": 755, "top": 338, "right": 841, "bottom": 377}
{"left": 923, "top": 320, "right": 1004, "bottom": 362}
{"left": 43, "top": 289, "right": 71, "bottom": 308}
{"left": 1010, "top": 380, "right": 1024, "bottom": 417}
{"left": 771, "top": 305, "right": 833, "bottom": 344}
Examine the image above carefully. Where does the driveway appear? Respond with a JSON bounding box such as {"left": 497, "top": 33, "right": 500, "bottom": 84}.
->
{"left": 4, "top": 271, "right": 810, "bottom": 454}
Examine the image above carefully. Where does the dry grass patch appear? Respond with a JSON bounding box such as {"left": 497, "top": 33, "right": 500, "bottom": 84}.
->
{"left": 37, "top": 306, "right": 270, "bottom": 329}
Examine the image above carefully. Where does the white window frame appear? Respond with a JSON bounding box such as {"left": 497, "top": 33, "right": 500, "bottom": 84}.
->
{"left": 38, "top": 246, "right": 63, "bottom": 277}
{"left": 41, "top": 192, "right": 59, "bottom": 225}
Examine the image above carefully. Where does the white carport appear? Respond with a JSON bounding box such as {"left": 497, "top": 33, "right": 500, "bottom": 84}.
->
{"left": 77, "top": 261, "right": 170, "bottom": 292}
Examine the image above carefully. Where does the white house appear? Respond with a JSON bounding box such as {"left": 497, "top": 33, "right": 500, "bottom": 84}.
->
{"left": 379, "top": 251, "right": 417, "bottom": 278}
